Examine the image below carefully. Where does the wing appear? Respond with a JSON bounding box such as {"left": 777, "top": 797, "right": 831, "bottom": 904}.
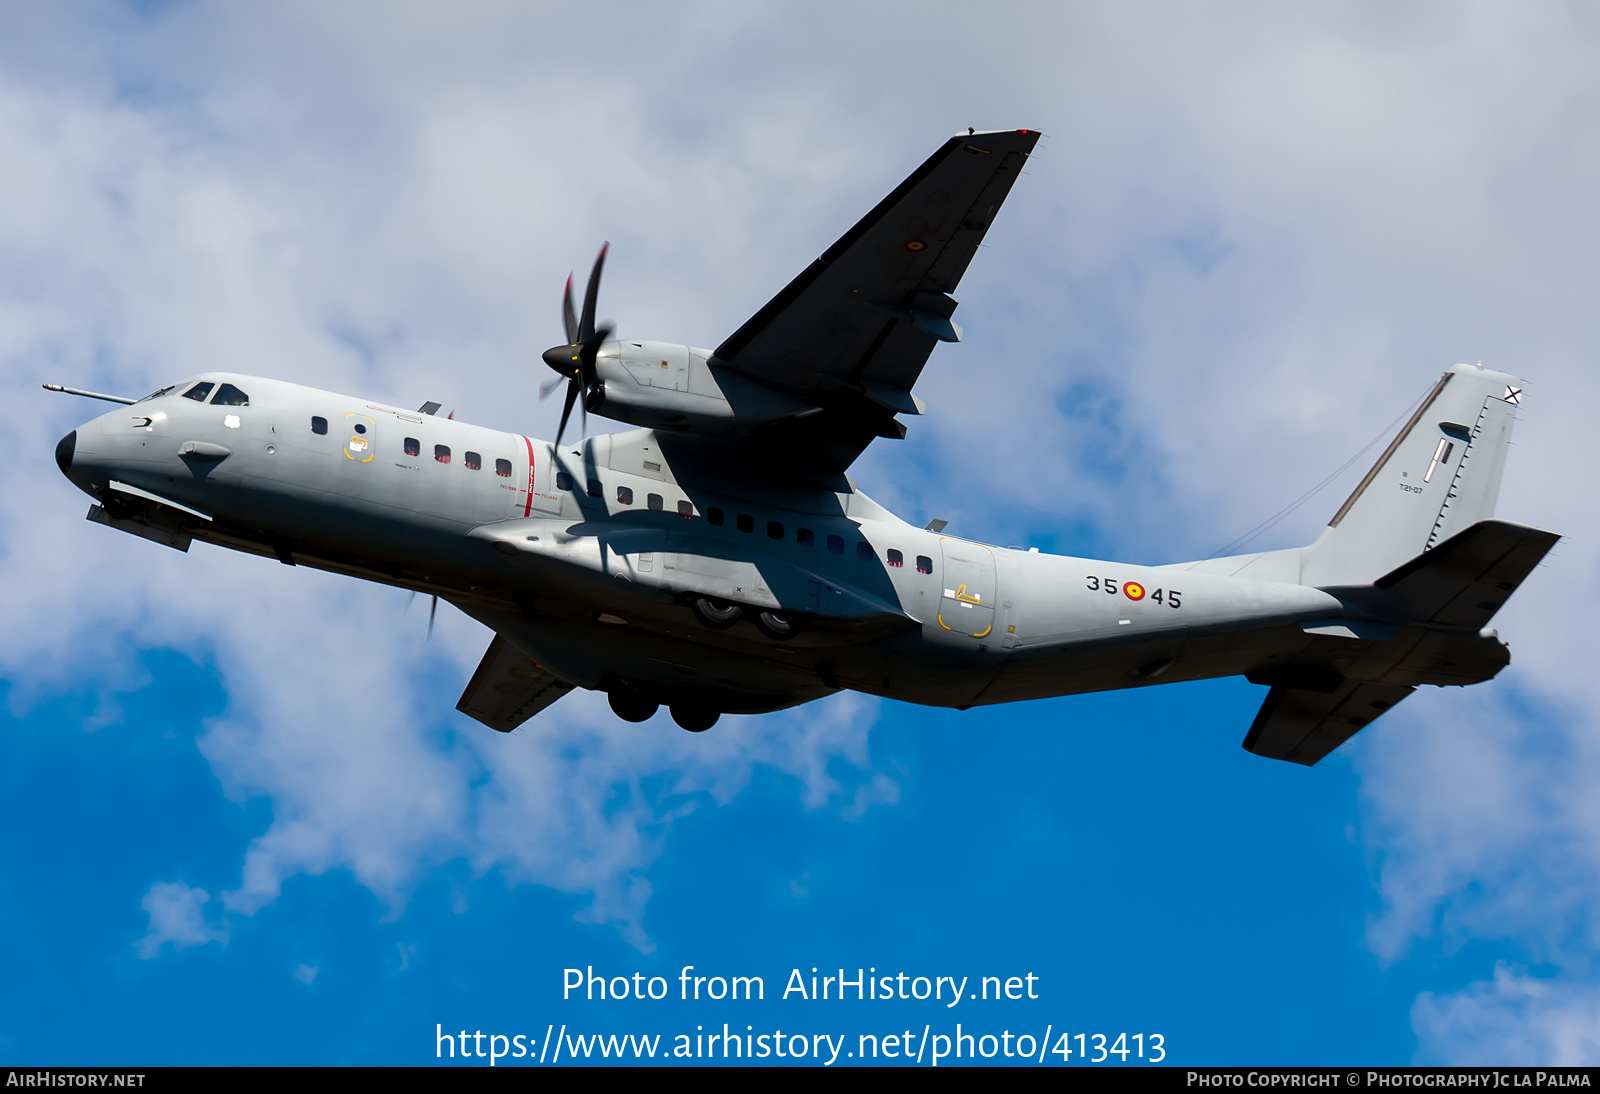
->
{"left": 710, "top": 128, "right": 1041, "bottom": 474}
{"left": 456, "top": 634, "right": 573, "bottom": 732}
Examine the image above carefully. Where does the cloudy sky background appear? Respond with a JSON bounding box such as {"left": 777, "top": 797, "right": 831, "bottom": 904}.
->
{"left": 2, "top": 1, "right": 1598, "bottom": 1065}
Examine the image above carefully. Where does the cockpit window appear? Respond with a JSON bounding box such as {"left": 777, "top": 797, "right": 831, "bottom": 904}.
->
{"left": 210, "top": 383, "right": 249, "bottom": 406}
{"left": 182, "top": 382, "right": 214, "bottom": 402}
{"left": 136, "top": 385, "right": 175, "bottom": 404}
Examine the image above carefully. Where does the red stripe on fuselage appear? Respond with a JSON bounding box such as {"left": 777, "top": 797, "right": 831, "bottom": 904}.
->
{"left": 521, "top": 435, "right": 535, "bottom": 517}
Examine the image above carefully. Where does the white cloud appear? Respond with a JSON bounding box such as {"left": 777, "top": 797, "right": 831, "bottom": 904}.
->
{"left": 1414, "top": 964, "right": 1600, "bottom": 1066}
{"left": 137, "top": 881, "right": 228, "bottom": 959}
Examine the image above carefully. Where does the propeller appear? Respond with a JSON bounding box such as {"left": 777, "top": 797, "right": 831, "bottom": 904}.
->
{"left": 540, "top": 243, "right": 613, "bottom": 444}
{"left": 407, "top": 590, "right": 439, "bottom": 640}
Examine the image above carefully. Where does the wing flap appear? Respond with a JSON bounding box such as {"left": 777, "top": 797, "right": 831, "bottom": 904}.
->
{"left": 1242, "top": 681, "right": 1416, "bottom": 766}
{"left": 456, "top": 634, "right": 574, "bottom": 733}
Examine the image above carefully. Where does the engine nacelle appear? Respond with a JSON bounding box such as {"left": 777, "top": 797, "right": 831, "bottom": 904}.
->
{"left": 588, "top": 341, "right": 814, "bottom": 435}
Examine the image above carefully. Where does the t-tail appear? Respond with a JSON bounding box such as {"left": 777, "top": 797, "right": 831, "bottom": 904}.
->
{"left": 1187, "top": 363, "right": 1558, "bottom": 766}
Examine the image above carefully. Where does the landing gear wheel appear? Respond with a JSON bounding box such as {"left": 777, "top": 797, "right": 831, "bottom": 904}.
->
{"left": 608, "top": 690, "right": 658, "bottom": 723}
{"left": 755, "top": 610, "right": 800, "bottom": 641}
{"left": 691, "top": 597, "right": 742, "bottom": 630}
{"left": 670, "top": 705, "right": 720, "bottom": 733}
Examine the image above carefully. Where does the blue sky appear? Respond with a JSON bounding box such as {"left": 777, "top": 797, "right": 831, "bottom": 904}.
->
{"left": 2, "top": 1, "right": 1599, "bottom": 1066}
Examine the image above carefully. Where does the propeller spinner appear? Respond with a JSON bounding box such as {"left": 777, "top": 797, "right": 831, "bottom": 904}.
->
{"left": 540, "top": 243, "right": 613, "bottom": 444}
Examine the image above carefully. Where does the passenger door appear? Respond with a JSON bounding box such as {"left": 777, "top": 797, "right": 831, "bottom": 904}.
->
{"left": 937, "top": 539, "right": 996, "bottom": 639}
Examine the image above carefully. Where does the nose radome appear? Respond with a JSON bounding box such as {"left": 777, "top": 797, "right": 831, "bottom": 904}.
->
{"left": 55, "top": 430, "right": 76, "bottom": 475}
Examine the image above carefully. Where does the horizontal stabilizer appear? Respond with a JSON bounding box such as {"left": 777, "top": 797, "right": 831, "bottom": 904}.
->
{"left": 1371, "top": 519, "right": 1559, "bottom": 628}
{"left": 457, "top": 634, "right": 573, "bottom": 732}
{"left": 1242, "top": 681, "right": 1416, "bottom": 766}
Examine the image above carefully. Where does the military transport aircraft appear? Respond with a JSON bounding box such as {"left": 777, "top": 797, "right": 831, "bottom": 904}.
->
{"left": 48, "top": 128, "right": 1557, "bottom": 764}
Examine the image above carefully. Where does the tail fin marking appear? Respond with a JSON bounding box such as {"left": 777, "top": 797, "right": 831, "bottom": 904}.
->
{"left": 1301, "top": 364, "right": 1527, "bottom": 588}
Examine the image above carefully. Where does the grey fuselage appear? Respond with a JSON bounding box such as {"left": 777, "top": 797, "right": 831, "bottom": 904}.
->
{"left": 59, "top": 371, "right": 1412, "bottom": 717}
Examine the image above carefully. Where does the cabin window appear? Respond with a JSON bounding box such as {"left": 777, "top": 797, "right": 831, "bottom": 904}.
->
{"left": 435, "top": 444, "right": 451, "bottom": 464}
{"left": 404, "top": 437, "right": 419, "bottom": 456}
{"left": 556, "top": 471, "right": 574, "bottom": 491}
{"left": 210, "top": 383, "right": 249, "bottom": 406}
{"left": 737, "top": 513, "right": 754, "bottom": 533}
{"left": 465, "top": 451, "right": 482, "bottom": 471}
{"left": 856, "top": 542, "right": 875, "bottom": 561}
{"left": 707, "top": 507, "right": 725, "bottom": 526}
{"left": 495, "top": 458, "right": 512, "bottom": 477}
{"left": 353, "top": 423, "right": 367, "bottom": 434}
{"left": 647, "top": 493, "right": 664, "bottom": 512}
{"left": 182, "top": 382, "right": 214, "bottom": 402}
{"left": 916, "top": 555, "right": 933, "bottom": 574}
{"left": 887, "top": 549, "right": 904, "bottom": 568}
{"left": 311, "top": 416, "right": 328, "bottom": 435}
{"left": 827, "top": 534, "right": 844, "bottom": 555}
{"left": 797, "top": 528, "right": 814, "bottom": 547}
{"left": 768, "top": 521, "right": 784, "bottom": 540}
{"left": 678, "top": 500, "right": 694, "bottom": 519}
{"left": 587, "top": 479, "right": 603, "bottom": 498}
{"left": 616, "top": 486, "right": 634, "bottom": 505}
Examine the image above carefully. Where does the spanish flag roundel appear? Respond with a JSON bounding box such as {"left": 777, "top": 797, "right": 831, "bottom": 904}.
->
{"left": 1123, "top": 581, "right": 1146, "bottom": 601}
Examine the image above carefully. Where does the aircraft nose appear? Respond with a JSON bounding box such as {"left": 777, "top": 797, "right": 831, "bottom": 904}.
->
{"left": 55, "top": 430, "right": 76, "bottom": 475}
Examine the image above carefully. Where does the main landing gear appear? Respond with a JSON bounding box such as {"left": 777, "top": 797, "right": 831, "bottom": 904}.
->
{"left": 670, "top": 705, "right": 719, "bottom": 733}
{"left": 607, "top": 689, "right": 720, "bottom": 733}
{"left": 691, "top": 597, "right": 802, "bottom": 642}
{"left": 608, "top": 690, "right": 658, "bottom": 723}
{"left": 691, "top": 597, "right": 742, "bottom": 629}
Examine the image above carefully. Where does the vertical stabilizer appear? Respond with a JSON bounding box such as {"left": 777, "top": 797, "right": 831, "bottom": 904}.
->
{"left": 1300, "top": 364, "right": 1525, "bottom": 588}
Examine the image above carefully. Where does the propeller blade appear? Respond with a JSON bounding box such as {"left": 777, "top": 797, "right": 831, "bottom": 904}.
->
{"left": 561, "top": 272, "right": 579, "bottom": 346}
{"left": 539, "top": 376, "right": 566, "bottom": 401}
{"left": 578, "top": 322, "right": 614, "bottom": 382}
{"left": 427, "top": 595, "right": 438, "bottom": 640}
{"left": 556, "top": 379, "right": 579, "bottom": 444}
{"left": 578, "top": 243, "right": 608, "bottom": 344}
{"left": 406, "top": 590, "right": 416, "bottom": 610}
